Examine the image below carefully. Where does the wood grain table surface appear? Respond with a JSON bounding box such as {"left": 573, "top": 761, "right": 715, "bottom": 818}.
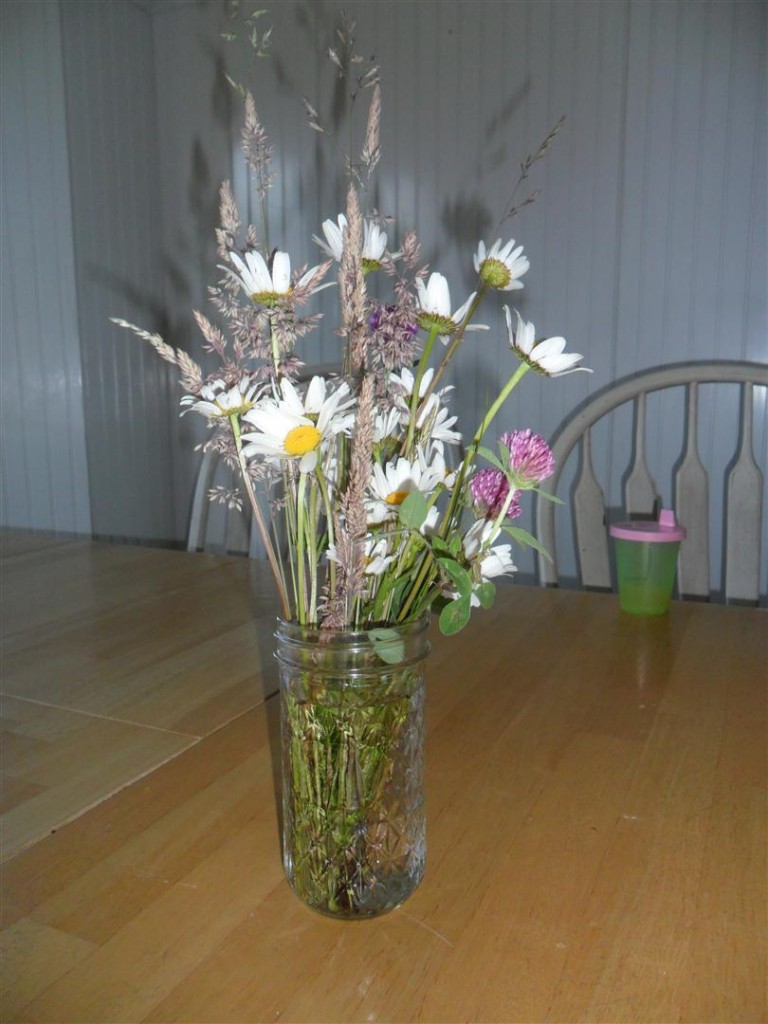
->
{"left": 1, "top": 530, "right": 766, "bottom": 1023}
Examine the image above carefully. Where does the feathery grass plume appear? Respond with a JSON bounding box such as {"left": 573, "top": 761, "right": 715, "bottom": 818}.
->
{"left": 360, "top": 83, "right": 381, "bottom": 180}
{"left": 221, "top": 3, "right": 272, "bottom": 57}
{"left": 322, "top": 374, "right": 375, "bottom": 629}
{"left": 193, "top": 309, "right": 228, "bottom": 358}
{"left": 209, "top": 485, "right": 244, "bottom": 511}
{"left": 241, "top": 92, "right": 274, "bottom": 183}
{"left": 216, "top": 181, "right": 241, "bottom": 257}
{"left": 343, "top": 373, "right": 374, "bottom": 544}
{"left": 502, "top": 116, "right": 566, "bottom": 224}
{"left": 302, "top": 95, "right": 324, "bottom": 133}
{"left": 338, "top": 184, "right": 367, "bottom": 376}
{"left": 110, "top": 318, "right": 203, "bottom": 394}
{"left": 241, "top": 91, "right": 276, "bottom": 246}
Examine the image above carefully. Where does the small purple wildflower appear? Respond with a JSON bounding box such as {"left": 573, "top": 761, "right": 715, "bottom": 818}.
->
{"left": 369, "top": 303, "right": 418, "bottom": 338}
{"left": 500, "top": 429, "right": 555, "bottom": 487}
{"left": 470, "top": 468, "right": 522, "bottom": 520}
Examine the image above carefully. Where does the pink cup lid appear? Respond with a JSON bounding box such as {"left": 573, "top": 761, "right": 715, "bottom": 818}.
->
{"left": 609, "top": 508, "right": 687, "bottom": 543}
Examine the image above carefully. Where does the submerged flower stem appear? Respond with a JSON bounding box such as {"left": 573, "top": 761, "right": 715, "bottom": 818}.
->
{"left": 229, "top": 414, "right": 291, "bottom": 619}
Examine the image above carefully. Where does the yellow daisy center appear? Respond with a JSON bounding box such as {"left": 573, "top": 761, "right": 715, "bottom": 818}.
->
{"left": 416, "top": 311, "right": 456, "bottom": 335}
{"left": 284, "top": 424, "right": 322, "bottom": 456}
{"left": 251, "top": 290, "right": 289, "bottom": 307}
{"left": 215, "top": 399, "right": 254, "bottom": 417}
{"left": 385, "top": 489, "right": 410, "bottom": 506}
{"left": 479, "top": 257, "right": 512, "bottom": 289}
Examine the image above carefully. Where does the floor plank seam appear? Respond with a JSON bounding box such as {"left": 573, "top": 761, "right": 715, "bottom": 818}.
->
{"left": 0, "top": 693, "right": 202, "bottom": 739}
{"left": 2, "top": 736, "right": 203, "bottom": 865}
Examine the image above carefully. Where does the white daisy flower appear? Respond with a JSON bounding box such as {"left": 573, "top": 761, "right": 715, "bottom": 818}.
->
{"left": 180, "top": 378, "right": 261, "bottom": 419}
{"left": 462, "top": 518, "right": 517, "bottom": 604}
{"left": 327, "top": 535, "right": 397, "bottom": 577}
{"left": 415, "top": 272, "right": 489, "bottom": 342}
{"left": 389, "top": 367, "right": 461, "bottom": 451}
{"left": 415, "top": 398, "right": 461, "bottom": 450}
{"left": 427, "top": 450, "right": 462, "bottom": 490}
{"left": 505, "top": 307, "right": 592, "bottom": 377}
{"left": 366, "top": 451, "right": 444, "bottom": 525}
{"left": 221, "top": 250, "right": 329, "bottom": 306}
{"left": 313, "top": 213, "right": 393, "bottom": 271}
{"left": 373, "top": 406, "right": 404, "bottom": 445}
{"left": 389, "top": 366, "right": 448, "bottom": 401}
{"left": 474, "top": 238, "right": 530, "bottom": 291}
{"left": 241, "top": 376, "right": 355, "bottom": 473}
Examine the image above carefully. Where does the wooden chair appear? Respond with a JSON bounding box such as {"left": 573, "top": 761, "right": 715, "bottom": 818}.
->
{"left": 535, "top": 360, "right": 768, "bottom": 603}
{"left": 186, "top": 451, "right": 267, "bottom": 557}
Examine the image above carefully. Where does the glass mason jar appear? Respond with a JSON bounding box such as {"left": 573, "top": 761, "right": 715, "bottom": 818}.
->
{"left": 274, "top": 616, "right": 430, "bottom": 919}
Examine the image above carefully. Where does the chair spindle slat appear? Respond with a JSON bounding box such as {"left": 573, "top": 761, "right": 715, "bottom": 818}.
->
{"left": 725, "top": 384, "right": 763, "bottom": 603}
{"left": 574, "top": 428, "right": 611, "bottom": 589}
{"left": 675, "top": 383, "right": 710, "bottom": 599}
{"left": 625, "top": 392, "right": 660, "bottom": 516}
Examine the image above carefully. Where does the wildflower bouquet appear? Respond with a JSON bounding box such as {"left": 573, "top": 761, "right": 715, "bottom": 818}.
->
{"left": 113, "top": 42, "right": 589, "bottom": 915}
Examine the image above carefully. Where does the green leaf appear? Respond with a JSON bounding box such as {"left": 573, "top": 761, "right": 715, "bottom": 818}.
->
{"left": 439, "top": 596, "right": 471, "bottom": 636}
{"left": 476, "top": 445, "right": 506, "bottom": 472}
{"left": 534, "top": 487, "right": 564, "bottom": 505}
{"left": 437, "top": 557, "right": 472, "bottom": 599}
{"left": 372, "top": 572, "right": 410, "bottom": 620}
{"left": 368, "top": 628, "right": 406, "bottom": 665}
{"left": 428, "top": 536, "right": 452, "bottom": 557}
{"left": 501, "top": 525, "right": 553, "bottom": 563}
{"left": 475, "top": 581, "right": 496, "bottom": 609}
{"left": 398, "top": 491, "right": 428, "bottom": 530}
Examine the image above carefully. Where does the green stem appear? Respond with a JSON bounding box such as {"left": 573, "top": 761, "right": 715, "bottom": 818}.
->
{"left": 308, "top": 476, "right": 319, "bottom": 621}
{"left": 270, "top": 320, "right": 281, "bottom": 377}
{"left": 418, "top": 283, "right": 489, "bottom": 413}
{"left": 296, "top": 471, "right": 309, "bottom": 624}
{"left": 397, "top": 361, "right": 531, "bottom": 623}
{"left": 442, "top": 361, "right": 531, "bottom": 534}
{"left": 315, "top": 464, "right": 336, "bottom": 595}
{"left": 402, "top": 325, "right": 440, "bottom": 456}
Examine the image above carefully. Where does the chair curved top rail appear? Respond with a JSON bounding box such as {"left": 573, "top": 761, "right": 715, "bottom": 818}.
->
{"left": 536, "top": 360, "right": 768, "bottom": 587}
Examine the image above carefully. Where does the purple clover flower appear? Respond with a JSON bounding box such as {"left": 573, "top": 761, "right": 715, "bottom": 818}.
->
{"left": 500, "top": 429, "right": 555, "bottom": 487}
{"left": 470, "top": 468, "right": 522, "bottom": 520}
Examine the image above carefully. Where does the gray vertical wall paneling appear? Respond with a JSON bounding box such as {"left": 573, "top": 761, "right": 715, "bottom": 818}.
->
{"left": 0, "top": 1, "right": 91, "bottom": 534}
{"left": 61, "top": 0, "right": 179, "bottom": 543}
{"left": 2, "top": 0, "right": 764, "bottom": 591}
{"left": 152, "top": 0, "right": 234, "bottom": 542}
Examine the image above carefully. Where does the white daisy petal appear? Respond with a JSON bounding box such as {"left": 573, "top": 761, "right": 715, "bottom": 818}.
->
{"left": 240, "top": 377, "right": 355, "bottom": 470}
{"left": 505, "top": 306, "right": 591, "bottom": 377}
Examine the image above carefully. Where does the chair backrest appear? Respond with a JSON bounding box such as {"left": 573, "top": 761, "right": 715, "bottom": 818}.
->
{"left": 535, "top": 360, "right": 768, "bottom": 603}
{"left": 186, "top": 450, "right": 263, "bottom": 556}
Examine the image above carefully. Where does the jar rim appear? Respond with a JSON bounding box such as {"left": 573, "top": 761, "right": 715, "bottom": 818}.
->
{"left": 274, "top": 614, "right": 430, "bottom": 643}
{"left": 274, "top": 615, "right": 431, "bottom": 676}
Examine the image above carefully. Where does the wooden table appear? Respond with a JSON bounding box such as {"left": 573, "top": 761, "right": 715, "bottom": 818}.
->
{"left": 2, "top": 531, "right": 766, "bottom": 1023}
